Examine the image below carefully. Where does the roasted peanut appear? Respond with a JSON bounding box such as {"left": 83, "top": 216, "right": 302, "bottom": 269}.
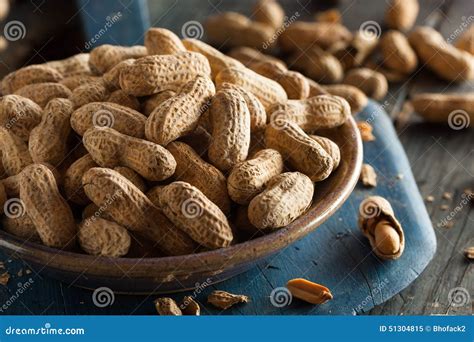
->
{"left": 343, "top": 68, "right": 388, "bottom": 100}
{"left": 3, "top": 162, "right": 60, "bottom": 197}
{"left": 70, "top": 79, "right": 111, "bottom": 108}
{"left": 228, "top": 46, "right": 287, "bottom": 69}
{"left": 253, "top": 0, "right": 285, "bottom": 30}
{"left": 60, "top": 75, "right": 100, "bottom": 90}
{"left": 208, "top": 88, "right": 251, "bottom": 171}
{"left": 142, "top": 90, "right": 176, "bottom": 117}
{"left": 247, "top": 60, "right": 309, "bottom": 99}
{"left": 0, "top": 95, "right": 42, "bottom": 141}
{"left": 358, "top": 196, "right": 405, "bottom": 260}
{"left": 360, "top": 163, "right": 377, "bottom": 187}
{"left": 218, "top": 82, "right": 267, "bottom": 132}
{"left": 29, "top": 98, "right": 73, "bottom": 165}
{"left": 290, "top": 47, "right": 343, "bottom": 84}
{"left": 228, "top": 149, "right": 283, "bottom": 205}
{"left": 205, "top": 12, "right": 275, "bottom": 49}
{"left": 180, "top": 296, "right": 200, "bottom": 315}
{"left": 106, "top": 89, "right": 140, "bottom": 111}
{"left": 287, "top": 278, "right": 333, "bottom": 304}
{"left": 309, "top": 135, "right": 340, "bottom": 169}
{"left": 0, "top": 128, "right": 32, "bottom": 176}
{"left": 102, "top": 59, "right": 135, "bottom": 89}
{"left": 182, "top": 38, "right": 244, "bottom": 79}
{"left": 20, "top": 164, "right": 76, "bottom": 248}
{"left": 89, "top": 44, "right": 147, "bottom": 74}
{"left": 71, "top": 102, "right": 146, "bottom": 138}
{"left": 119, "top": 52, "right": 211, "bottom": 96}
{"left": 455, "top": 25, "right": 474, "bottom": 55}
{"left": 113, "top": 166, "right": 146, "bottom": 193}
{"left": 216, "top": 66, "right": 287, "bottom": 110}
{"left": 385, "top": 0, "right": 419, "bottom": 31}
{"left": 158, "top": 181, "right": 233, "bottom": 249}
{"left": 208, "top": 290, "right": 249, "bottom": 310}
{"left": 329, "top": 31, "right": 378, "bottom": 70}
{"left": 78, "top": 217, "right": 131, "bottom": 257}
{"left": 279, "top": 21, "right": 352, "bottom": 52}
{"left": 83, "top": 127, "right": 176, "bottom": 181}
{"left": 63, "top": 154, "right": 98, "bottom": 205}
{"left": 248, "top": 172, "right": 314, "bottom": 229}
{"left": 1, "top": 65, "right": 63, "bottom": 94}
{"left": 315, "top": 9, "right": 341, "bottom": 23}
{"left": 267, "top": 95, "right": 351, "bottom": 132}
{"left": 265, "top": 121, "right": 334, "bottom": 182}
{"left": 145, "top": 76, "right": 215, "bottom": 145}
{"left": 411, "top": 92, "right": 474, "bottom": 125}
{"left": 1, "top": 214, "right": 40, "bottom": 241}
{"left": 155, "top": 298, "right": 182, "bottom": 315}
{"left": 82, "top": 167, "right": 197, "bottom": 255}
{"left": 45, "top": 53, "right": 92, "bottom": 77}
{"left": 145, "top": 28, "right": 186, "bottom": 55}
{"left": 14, "top": 82, "right": 72, "bottom": 108}
{"left": 408, "top": 26, "right": 474, "bottom": 82}
{"left": 323, "top": 84, "right": 368, "bottom": 114}
{"left": 380, "top": 30, "right": 418, "bottom": 74}
{"left": 307, "top": 78, "right": 329, "bottom": 97}
{"left": 167, "top": 142, "right": 230, "bottom": 214}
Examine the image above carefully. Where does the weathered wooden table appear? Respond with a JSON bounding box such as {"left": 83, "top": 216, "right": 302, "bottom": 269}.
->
{"left": 0, "top": 0, "right": 471, "bottom": 315}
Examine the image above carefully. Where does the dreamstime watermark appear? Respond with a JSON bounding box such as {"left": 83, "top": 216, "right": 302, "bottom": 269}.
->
{"left": 92, "top": 287, "right": 115, "bottom": 308}
{"left": 84, "top": 12, "right": 123, "bottom": 50}
{"left": 5, "top": 323, "right": 85, "bottom": 336}
{"left": 448, "top": 109, "right": 470, "bottom": 130}
{"left": 269, "top": 110, "right": 290, "bottom": 130}
{"left": 438, "top": 191, "right": 473, "bottom": 228}
{"left": 262, "top": 12, "right": 300, "bottom": 50}
{"left": 447, "top": 287, "right": 471, "bottom": 307}
{"left": 359, "top": 20, "right": 382, "bottom": 40}
{"left": 354, "top": 278, "right": 389, "bottom": 313}
{"left": 181, "top": 198, "right": 203, "bottom": 219}
{"left": 3, "top": 198, "right": 26, "bottom": 219}
{"left": 181, "top": 20, "right": 204, "bottom": 39}
{"left": 0, "top": 278, "right": 34, "bottom": 313}
{"left": 92, "top": 109, "right": 115, "bottom": 128}
{"left": 86, "top": 190, "right": 123, "bottom": 225}
{"left": 359, "top": 198, "right": 381, "bottom": 219}
{"left": 4, "top": 21, "right": 26, "bottom": 41}
{"left": 180, "top": 278, "right": 212, "bottom": 310}
{"left": 446, "top": 16, "right": 474, "bottom": 43}
{"left": 269, "top": 287, "right": 292, "bottom": 308}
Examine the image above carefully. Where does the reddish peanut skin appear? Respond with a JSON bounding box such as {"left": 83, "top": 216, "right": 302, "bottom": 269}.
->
{"left": 83, "top": 127, "right": 176, "bottom": 182}
{"left": 28, "top": 98, "right": 73, "bottom": 165}
{"left": 167, "top": 142, "right": 231, "bottom": 214}
{"left": 208, "top": 88, "right": 251, "bottom": 171}
{"left": 228, "top": 149, "right": 284, "bottom": 205}
{"left": 82, "top": 167, "right": 197, "bottom": 256}
{"left": 248, "top": 172, "right": 314, "bottom": 229}
{"left": 119, "top": 52, "right": 212, "bottom": 96}
{"left": 20, "top": 164, "right": 77, "bottom": 248}
{"left": 265, "top": 121, "right": 334, "bottom": 182}
{"left": 145, "top": 76, "right": 215, "bottom": 145}
{"left": 0, "top": 95, "right": 42, "bottom": 141}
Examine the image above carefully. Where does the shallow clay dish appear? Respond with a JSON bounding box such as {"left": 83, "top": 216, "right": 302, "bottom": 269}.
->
{"left": 0, "top": 117, "right": 362, "bottom": 294}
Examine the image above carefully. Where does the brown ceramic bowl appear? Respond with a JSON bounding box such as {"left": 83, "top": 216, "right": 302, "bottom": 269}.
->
{"left": 0, "top": 117, "right": 362, "bottom": 294}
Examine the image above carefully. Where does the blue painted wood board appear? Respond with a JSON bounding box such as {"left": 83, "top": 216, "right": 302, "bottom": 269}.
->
{"left": 0, "top": 101, "right": 436, "bottom": 315}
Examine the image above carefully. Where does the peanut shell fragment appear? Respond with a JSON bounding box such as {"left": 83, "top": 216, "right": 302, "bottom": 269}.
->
{"left": 208, "top": 290, "right": 249, "bottom": 310}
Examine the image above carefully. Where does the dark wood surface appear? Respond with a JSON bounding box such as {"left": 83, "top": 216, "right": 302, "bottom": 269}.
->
{"left": 0, "top": 0, "right": 471, "bottom": 315}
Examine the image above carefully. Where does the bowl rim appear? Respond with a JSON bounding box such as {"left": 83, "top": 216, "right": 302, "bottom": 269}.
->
{"left": 0, "top": 116, "right": 363, "bottom": 277}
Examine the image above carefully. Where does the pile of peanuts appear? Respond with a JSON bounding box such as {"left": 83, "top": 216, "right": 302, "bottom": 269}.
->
{"left": 0, "top": 12, "right": 354, "bottom": 258}
{"left": 205, "top": 0, "right": 474, "bottom": 125}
